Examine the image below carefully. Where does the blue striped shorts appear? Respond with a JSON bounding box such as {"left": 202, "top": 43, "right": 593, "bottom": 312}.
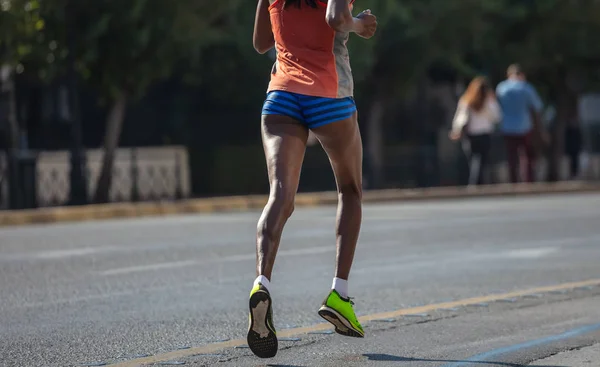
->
{"left": 261, "top": 91, "right": 357, "bottom": 129}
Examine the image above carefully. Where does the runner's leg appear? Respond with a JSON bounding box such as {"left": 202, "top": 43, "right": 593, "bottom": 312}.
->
{"left": 256, "top": 114, "right": 308, "bottom": 280}
{"left": 311, "top": 112, "right": 363, "bottom": 282}
{"left": 248, "top": 113, "right": 308, "bottom": 359}
{"left": 312, "top": 111, "right": 365, "bottom": 338}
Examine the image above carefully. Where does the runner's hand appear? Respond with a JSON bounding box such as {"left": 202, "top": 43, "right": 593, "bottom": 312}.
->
{"left": 355, "top": 10, "right": 377, "bottom": 39}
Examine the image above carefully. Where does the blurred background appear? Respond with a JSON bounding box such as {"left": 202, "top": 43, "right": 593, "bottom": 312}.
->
{"left": 1, "top": 0, "right": 600, "bottom": 211}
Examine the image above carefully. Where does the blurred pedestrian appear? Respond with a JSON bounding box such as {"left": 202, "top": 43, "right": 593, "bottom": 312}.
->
{"left": 496, "top": 64, "right": 548, "bottom": 183}
{"left": 565, "top": 113, "right": 583, "bottom": 179}
{"left": 450, "top": 76, "right": 502, "bottom": 186}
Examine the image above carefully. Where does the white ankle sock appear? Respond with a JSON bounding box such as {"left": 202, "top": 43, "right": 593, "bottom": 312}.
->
{"left": 332, "top": 277, "right": 348, "bottom": 298}
{"left": 254, "top": 275, "right": 270, "bottom": 292}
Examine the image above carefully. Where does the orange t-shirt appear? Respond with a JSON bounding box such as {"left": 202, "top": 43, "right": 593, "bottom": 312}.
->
{"left": 267, "top": 0, "right": 355, "bottom": 99}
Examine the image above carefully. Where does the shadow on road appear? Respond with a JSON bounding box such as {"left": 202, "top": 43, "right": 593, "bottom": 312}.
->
{"left": 363, "top": 353, "right": 566, "bottom": 367}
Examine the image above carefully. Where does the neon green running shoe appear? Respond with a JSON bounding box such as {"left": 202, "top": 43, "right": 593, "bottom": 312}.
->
{"left": 247, "top": 283, "right": 278, "bottom": 358}
{"left": 318, "top": 290, "right": 364, "bottom": 338}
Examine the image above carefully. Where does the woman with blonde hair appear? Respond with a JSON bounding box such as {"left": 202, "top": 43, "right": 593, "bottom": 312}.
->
{"left": 450, "top": 76, "right": 502, "bottom": 185}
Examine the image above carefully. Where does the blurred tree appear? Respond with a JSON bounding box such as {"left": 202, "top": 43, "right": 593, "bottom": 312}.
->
{"left": 346, "top": 0, "right": 484, "bottom": 188}
{"left": 0, "top": 0, "right": 67, "bottom": 208}
{"left": 5, "top": 0, "right": 600, "bottom": 200}
{"left": 0, "top": 0, "right": 57, "bottom": 151}
{"left": 466, "top": 0, "right": 600, "bottom": 181}
{"left": 346, "top": 0, "right": 600, "bottom": 185}
{"left": 3, "top": 0, "right": 242, "bottom": 203}
{"left": 70, "top": 0, "right": 240, "bottom": 203}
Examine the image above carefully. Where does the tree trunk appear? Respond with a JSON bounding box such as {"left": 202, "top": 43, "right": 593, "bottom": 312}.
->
{"left": 366, "top": 97, "right": 385, "bottom": 189}
{"left": 0, "top": 65, "right": 19, "bottom": 150}
{"left": 547, "top": 98, "right": 565, "bottom": 182}
{"left": 545, "top": 66, "right": 584, "bottom": 183}
{"left": 66, "top": 12, "right": 89, "bottom": 206}
{"left": 547, "top": 88, "right": 577, "bottom": 182}
{"left": 1, "top": 66, "right": 22, "bottom": 209}
{"left": 94, "top": 93, "right": 128, "bottom": 203}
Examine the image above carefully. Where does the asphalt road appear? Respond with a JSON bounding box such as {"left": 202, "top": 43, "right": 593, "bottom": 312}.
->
{"left": 1, "top": 193, "right": 600, "bottom": 367}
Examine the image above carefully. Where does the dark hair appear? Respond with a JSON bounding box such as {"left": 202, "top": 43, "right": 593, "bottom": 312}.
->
{"left": 284, "top": 0, "right": 318, "bottom": 8}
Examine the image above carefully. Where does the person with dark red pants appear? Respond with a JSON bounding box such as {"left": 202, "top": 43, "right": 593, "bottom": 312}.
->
{"left": 496, "top": 64, "right": 545, "bottom": 183}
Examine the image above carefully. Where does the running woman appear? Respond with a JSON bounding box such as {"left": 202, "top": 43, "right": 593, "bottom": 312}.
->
{"left": 247, "top": 0, "right": 377, "bottom": 358}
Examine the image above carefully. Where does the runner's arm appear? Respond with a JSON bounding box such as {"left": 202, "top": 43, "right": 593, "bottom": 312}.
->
{"left": 253, "top": 0, "right": 275, "bottom": 54}
{"left": 326, "top": 0, "right": 363, "bottom": 33}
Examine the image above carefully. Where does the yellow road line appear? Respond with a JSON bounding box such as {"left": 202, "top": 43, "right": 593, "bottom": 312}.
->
{"left": 106, "top": 278, "right": 600, "bottom": 366}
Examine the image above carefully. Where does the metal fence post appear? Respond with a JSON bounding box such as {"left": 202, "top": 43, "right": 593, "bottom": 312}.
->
{"left": 174, "top": 151, "right": 183, "bottom": 200}
{"left": 130, "top": 148, "right": 139, "bottom": 202}
{"left": 7, "top": 150, "right": 21, "bottom": 209}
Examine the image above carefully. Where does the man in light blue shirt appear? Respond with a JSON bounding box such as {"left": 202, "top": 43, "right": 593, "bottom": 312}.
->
{"left": 496, "top": 64, "right": 544, "bottom": 183}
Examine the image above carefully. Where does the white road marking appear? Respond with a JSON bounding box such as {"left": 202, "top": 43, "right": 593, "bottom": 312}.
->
{"left": 33, "top": 247, "right": 111, "bottom": 259}
{"left": 353, "top": 245, "right": 562, "bottom": 275}
{"left": 98, "top": 246, "right": 335, "bottom": 276}
{"left": 506, "top": 247, "right": 559, "bottom": 259}
{"left": 100, "top": 260, "right": 198, "bottom": 276}
{"left": 3, "top": 210, "right": 598, "bottom": 263}
{"left": 0, "top": 247, "right": 119, "bottom": 261}
{"left": 102, "top": 240, "right": 563, "bottom": 278}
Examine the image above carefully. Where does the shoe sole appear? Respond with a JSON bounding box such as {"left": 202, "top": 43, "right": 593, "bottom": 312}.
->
{"left": 247, "top": 290, "right": 278, "bottom": 358}
{"left": 318, "top": 306, "right": 364, "bottom": 338}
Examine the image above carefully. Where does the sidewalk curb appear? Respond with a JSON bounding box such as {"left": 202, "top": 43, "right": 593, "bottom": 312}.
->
{"left": 0, "top": 182, "right": 599, "bottom": 227}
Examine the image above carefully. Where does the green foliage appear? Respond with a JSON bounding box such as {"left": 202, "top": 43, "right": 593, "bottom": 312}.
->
{"left": 0, "top": 0, "right": 65, "bottom": 80}
{"left": 2, "top": 0, "right": 241, "bottom": 102}
{"left": 4, "top": 0, "right": 600, "bottom": 125}
{"left": 346, "top": 0, "right": 600, "bottom": 97}
{"left": 68, "top": 0, "right": 242, "bottom": 102}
